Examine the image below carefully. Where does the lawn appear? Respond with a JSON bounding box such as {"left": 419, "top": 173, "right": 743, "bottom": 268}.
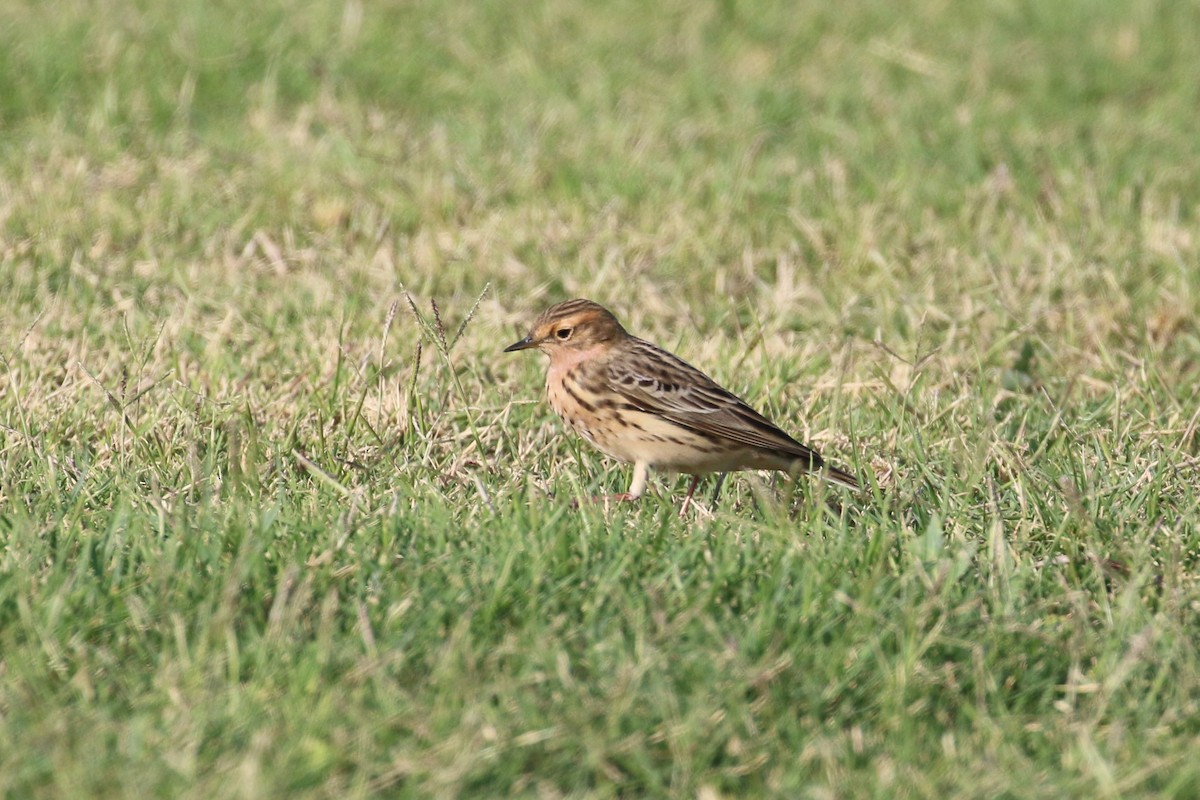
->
{"left": 2, "top": 0, "right": 1199, "bottom": 796}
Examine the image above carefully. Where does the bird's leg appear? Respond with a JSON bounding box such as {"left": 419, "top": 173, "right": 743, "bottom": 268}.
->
{"left": 605, "top": 461, "right": 648, "bottom": 503}
{"left": 678, "top": 474, "right": 702, "bottom": 516}
{"left": 709, "top": 473, "right": 727, "bottom": 507}
{"left": 628, "top": 461, "right": 648, "bottom": 499}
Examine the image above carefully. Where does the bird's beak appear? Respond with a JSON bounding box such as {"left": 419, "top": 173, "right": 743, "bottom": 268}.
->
{"left": 503, "top": 335, "right": 537, "bottom": 353}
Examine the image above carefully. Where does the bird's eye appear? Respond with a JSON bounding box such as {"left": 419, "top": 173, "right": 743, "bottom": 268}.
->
{"left": 555, "top": 328, "right": 573, "bottom": 340}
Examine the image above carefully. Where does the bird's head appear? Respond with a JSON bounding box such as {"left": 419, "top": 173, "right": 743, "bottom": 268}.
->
{"left": 504, "top": 299, "right": 628, "bottom": 361}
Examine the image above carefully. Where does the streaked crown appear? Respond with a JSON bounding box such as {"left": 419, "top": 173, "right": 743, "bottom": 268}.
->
{"left": 504, "top": 299, "right": 628, "bottom": 353}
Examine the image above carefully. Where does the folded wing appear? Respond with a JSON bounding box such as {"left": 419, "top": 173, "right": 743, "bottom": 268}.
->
{"left": 605, "top": 338, "right": 824, "bottom": 471}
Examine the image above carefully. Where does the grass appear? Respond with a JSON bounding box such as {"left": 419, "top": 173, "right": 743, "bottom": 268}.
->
{"left": 2, "top": 0, "right": 1199, "bottom": 796}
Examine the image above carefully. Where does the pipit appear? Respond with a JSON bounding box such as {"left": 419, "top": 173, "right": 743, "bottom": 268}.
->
{"left": 505, "top": 299, "right": 860, "bottom": 512}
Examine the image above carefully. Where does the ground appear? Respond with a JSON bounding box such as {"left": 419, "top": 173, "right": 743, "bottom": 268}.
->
{"left": 1, "top": 0, "right": 1199, "bottom": 797}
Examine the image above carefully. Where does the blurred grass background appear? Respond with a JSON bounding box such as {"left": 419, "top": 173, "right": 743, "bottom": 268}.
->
{"left": 2, "top": 0, "right": 1199, "bottom": 797}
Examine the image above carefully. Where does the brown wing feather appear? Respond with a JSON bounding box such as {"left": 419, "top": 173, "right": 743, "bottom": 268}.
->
{"left": 605, "top": 338, "right": 824, "bottom": 471}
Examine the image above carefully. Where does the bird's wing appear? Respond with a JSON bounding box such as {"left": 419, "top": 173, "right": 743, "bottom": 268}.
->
{"left": 605, "top": 338, "right": 824, "bottom": 469}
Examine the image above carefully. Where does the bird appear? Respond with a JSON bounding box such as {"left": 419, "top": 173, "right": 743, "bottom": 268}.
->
{"left": 504, "top": 299, "right": 860, "bottom": 513}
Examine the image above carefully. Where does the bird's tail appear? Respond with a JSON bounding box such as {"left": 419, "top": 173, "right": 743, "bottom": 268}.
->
{"left": 781, "top": 449, "right": 862, "bottom": 492}
{"left": 821, "top": 463, "right": 861, "bottom": 492}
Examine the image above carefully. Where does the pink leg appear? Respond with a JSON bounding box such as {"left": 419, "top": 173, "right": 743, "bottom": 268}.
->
{"left": 678, "top": 475, "right": 702, "bottom": 516}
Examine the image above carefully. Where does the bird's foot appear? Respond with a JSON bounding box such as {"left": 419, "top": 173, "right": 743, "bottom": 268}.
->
{"left": 570, "top": 492, "right": 640, "bottom": 509}
{"left": 678, "top": 499, "right": 715, "bottom": 519}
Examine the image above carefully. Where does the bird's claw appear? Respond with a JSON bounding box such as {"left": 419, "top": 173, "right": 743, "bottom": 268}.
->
{"left": 570, "top": 492, "right": 640, "bottom": 509}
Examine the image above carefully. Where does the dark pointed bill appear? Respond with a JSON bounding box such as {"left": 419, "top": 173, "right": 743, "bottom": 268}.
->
{"left": 503, "top": 335, "right": 536, "bottom": 352}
